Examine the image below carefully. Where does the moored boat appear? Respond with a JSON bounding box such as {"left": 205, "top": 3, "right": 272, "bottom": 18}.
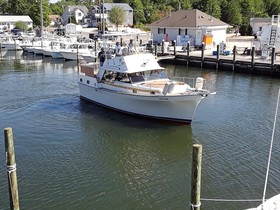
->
{"left": 77, "top": 52, "right": 213, "bottom": 123}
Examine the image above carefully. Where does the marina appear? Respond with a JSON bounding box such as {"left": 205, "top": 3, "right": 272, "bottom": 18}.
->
{"left": 1, "top": 52, "right": 280, "bottom": 209}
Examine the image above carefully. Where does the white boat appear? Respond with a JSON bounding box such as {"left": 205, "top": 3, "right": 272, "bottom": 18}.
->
{"left": 81, "top": 50, "right": 97, "bottom": 63}
{"left": 77, "top": 52, "right": 212, "bottom": 123}
{"left": 0, "top": 47, "right": 7, "bottom": 57}
{"left": 247, "top": 194, "right": 280, "bottom": 210}
{"left": 1, "top": 36, "right": 22, "bottom": 50}
{"left": 60, "top": 43, "right": 91, "bottom": 60}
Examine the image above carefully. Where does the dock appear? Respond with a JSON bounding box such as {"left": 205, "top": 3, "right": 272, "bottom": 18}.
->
{"left": 156, "top": 44, "right": 280, "bottom": 77}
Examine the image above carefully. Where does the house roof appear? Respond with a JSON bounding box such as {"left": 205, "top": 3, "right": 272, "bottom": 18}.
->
{"left": 66, "top": 5, "right": 89, "bottom": 14}
{"left": 250, "top": 18, "right": 271, "bottom": 23}
{"left": 149, "top": 9, "right": 228, "bottom": 28}
{"left": 0, "top": 15, "right": 33, "bottom": 23}
{"left": 93, "top": 3, "right": 133, "bottom": 11}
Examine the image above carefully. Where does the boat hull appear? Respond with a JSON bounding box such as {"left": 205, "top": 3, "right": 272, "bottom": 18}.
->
{"left": 78, "top": 82, "right": 204, "bottom": 123}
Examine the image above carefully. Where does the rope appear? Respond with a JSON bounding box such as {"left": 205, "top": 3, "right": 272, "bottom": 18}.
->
{"left": 7, "top": 164, "right": 17, "bottom": 173}
{"left": 262, "top": 87, "right": 280, "bottom": 204}
{"left": 6, "top": 163, "right": 17, "bottom": 207}
{"left": 190, "top": 201, "right": 201, "bottom": 210}
{"left": 201, "top": 198, "right": 263, "bottom": 202}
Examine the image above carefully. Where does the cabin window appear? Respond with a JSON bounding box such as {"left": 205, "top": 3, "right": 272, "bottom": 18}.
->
{"left": 78, "top": 12, "right": 82, "bottom": 17}
{"left": 185, "top": 29, "right": 188, "bottom": 35}
{"left": 80, "top": 78, "right": 83, "bottom": 82}
{"left": 130, "top": 74, "right": 145, "bottom": 83}
{"left": 158, "top": 28, "right": 165, "bottom": 34}
{"left": 259, "top": 26, "right": 262, "bottom": 32}
{"left": 87, "top": 80, "right": 90, "bottom": 84}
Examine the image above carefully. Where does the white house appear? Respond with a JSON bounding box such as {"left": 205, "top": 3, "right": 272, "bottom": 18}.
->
{"left": 0, "top": 15, "right": 33, "bottom": 31}
{"left": 91, "top": 3, "right": 133, "bottom": 28}
{"left": 149, "top": 9, "right": 230, "bottom": 48}
{"left": 250, "top": 17, "right": 272, "bottom": 35}
{"left": 62, "top": 5, "right": 89, "bottom": 25}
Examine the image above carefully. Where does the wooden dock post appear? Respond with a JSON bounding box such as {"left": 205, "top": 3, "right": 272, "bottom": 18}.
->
{"left": 139, "top": 39, "right": 142, "bottom": 46}
{"left": 216, "top": 45, "right": 220, "bottom": 70}
{"left": 120, "top": 37, "right": 123, "bottom": 46}
{"left": 161, "top": 40, "right": 165, "bottom": 56}
{"left": 232, "top": 45, "right": 237, "bottom": 71}
{"left": 271, "top": 46, "right": 276, "bottom": 72}
{"left": 187, "top": 41, "right": 190, "bottom": 66}
{"left": 251, "top": 45, "right": 255, "bottom": 70}
{"left": 190, "top": 144, "right": 202, "bottom": 210}
{"left": 77, "top": 45, "right": 79, "bottom": 73}
{"left": 154, "top": 44, "right": 157, "bottom": 57}
{"left": 94, "top": 40, "right": 97, "bottom": 57}
{"left": 0, "top": 42, "right": 2, "bottom": 60}
{"left": 201, "top": 43, "right": 205, "bottom": 68}
{"left": 4, "top": 127, "right": 20, "bottom": 210}
{"left": 173, "top": 40, "right": 176, "bottom": 56}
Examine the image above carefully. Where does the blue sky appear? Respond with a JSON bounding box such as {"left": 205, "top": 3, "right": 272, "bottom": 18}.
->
{"left": 49, "top": 0, "right": 59, "bottom": 3}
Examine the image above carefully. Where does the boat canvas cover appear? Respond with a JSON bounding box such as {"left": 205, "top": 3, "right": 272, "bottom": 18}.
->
{"left": 103, "top": 53, "right": 164, "bottom": 73}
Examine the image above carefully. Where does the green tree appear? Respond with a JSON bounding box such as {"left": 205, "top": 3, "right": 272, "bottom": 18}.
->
{"left": 7, "top": 0, "right": 28, "bottom": 14}
{"left": 221, "top": 0, "right": 242, "bottom": 26}
{"left": 264, "top": 0, "right": 280, "bottom": 17}
{"left": 129, "top": 0, "right": 145, "bottom": 25}
{"left": 14, "top": 21, "right": 28, "bottom": 31}
{"left": 28, "top": 0, "right": 51, "bottom": 27}
{"left": 0, "top": 0, "right": 8, "bottom": 14}
{"left": 108, "top": 6, "right": 125, "bottom": 31}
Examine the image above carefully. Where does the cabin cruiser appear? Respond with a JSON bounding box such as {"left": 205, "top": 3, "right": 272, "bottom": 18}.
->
{"left": 78, "top": 52, "right": 212, "bottom": 123}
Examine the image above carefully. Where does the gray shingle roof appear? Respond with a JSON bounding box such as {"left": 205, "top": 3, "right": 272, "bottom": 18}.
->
{"left": 0, "top": 15, "right": 32, "bottom": 22}
{"left": 67, "top": 5, "right": 89, "bottom": 15}
{"left": 149, "top": 9, "right": 228, "bottom": 28}
{"left": 93, "top": 3, "right": 133, "bottom": 11}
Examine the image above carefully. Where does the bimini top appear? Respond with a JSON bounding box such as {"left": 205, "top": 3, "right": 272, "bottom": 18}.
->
{"left": 101, "top": 53, "right": 164, "bottom": 73}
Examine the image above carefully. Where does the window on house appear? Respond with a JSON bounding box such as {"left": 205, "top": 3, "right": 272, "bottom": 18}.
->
{"left": 78, "top": 12, "right": 82, "bottom": 16}
{"left": 178, "top": 28, "right": 186, "bottom": 35}
{"left": 158, "top": 28, "right": 165, "bottom": 34}
{"left": 259, "top": 26, "right": 262, "bottom": 31}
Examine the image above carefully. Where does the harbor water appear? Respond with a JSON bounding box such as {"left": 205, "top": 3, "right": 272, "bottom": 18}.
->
{"left": 1, "top": 51, "right": 280, "bottom": 210}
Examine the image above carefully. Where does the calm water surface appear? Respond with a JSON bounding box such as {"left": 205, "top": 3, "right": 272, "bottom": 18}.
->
{"left": 0, "top": 51, "right": 280, "bottom": 210}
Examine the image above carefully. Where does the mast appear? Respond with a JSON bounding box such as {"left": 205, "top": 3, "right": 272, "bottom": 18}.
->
{"left": 40, "top": 0, "right": 43, "bottom": 37}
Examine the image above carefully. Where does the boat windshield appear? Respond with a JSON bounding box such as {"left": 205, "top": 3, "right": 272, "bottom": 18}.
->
{"left": 145, "top": 70, "right": 168, "bottom": 80}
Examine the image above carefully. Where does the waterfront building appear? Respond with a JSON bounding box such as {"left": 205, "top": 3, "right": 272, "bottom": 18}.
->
{"left": 0, "top": 15, "right": 33, "bottom": 31}
{"left": 149, "top": 9, "right": 230, "bottom": 48}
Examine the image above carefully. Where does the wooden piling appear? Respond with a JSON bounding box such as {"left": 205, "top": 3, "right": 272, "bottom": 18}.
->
{"left": 251, "top": 45, "right": 255, "bottom": 70}
{"left": 173, "top": 40, "right": 176, "bottom": 56}
{"left": 77, "top": 45, "right": 79, "bottom": 73}
{"left": 190, "top": 144, "right": 202, "bottom": 210}
{"left": 216, "top": 45, "right": 220, "bottom": 70}
{"left": 4, "top": 127, "right": 20, "bottom": 210}
{"left": 120, "top": 37, "right": 123, "bottom": 46}
{"left": 154, "top": 44, "right": 157, "bottom": 57}
{"left": 271, "top": 46, "right": 276, "bottom": 72}
{"left": 0, "top": 42, "right": 2, "bottom": 60}
{"left": 139, "top": 39, "right": 142, "bottom": 46}
{"left": 94, "top": 40, "right": 97, "bottom": 57}
{"left": 161, "top": 40, "right": 165, "bottom": 56}
{"left": 201, "top": 43, "right": 205, "bottom": 68}
{"left": 187, "top": 42, "right": 190, "bottom": 65}
{"left": 233, "top": 45, "right": 237, "bottom": 71}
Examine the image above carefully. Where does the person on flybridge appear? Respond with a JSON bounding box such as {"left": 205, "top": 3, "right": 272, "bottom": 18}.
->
{"left": 114, "top": 42, "right": 122, "bottom": 56}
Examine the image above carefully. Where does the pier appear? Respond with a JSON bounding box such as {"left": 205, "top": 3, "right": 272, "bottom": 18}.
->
{"left": 156, "top": 37, "right": 280, "bottom": 77}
